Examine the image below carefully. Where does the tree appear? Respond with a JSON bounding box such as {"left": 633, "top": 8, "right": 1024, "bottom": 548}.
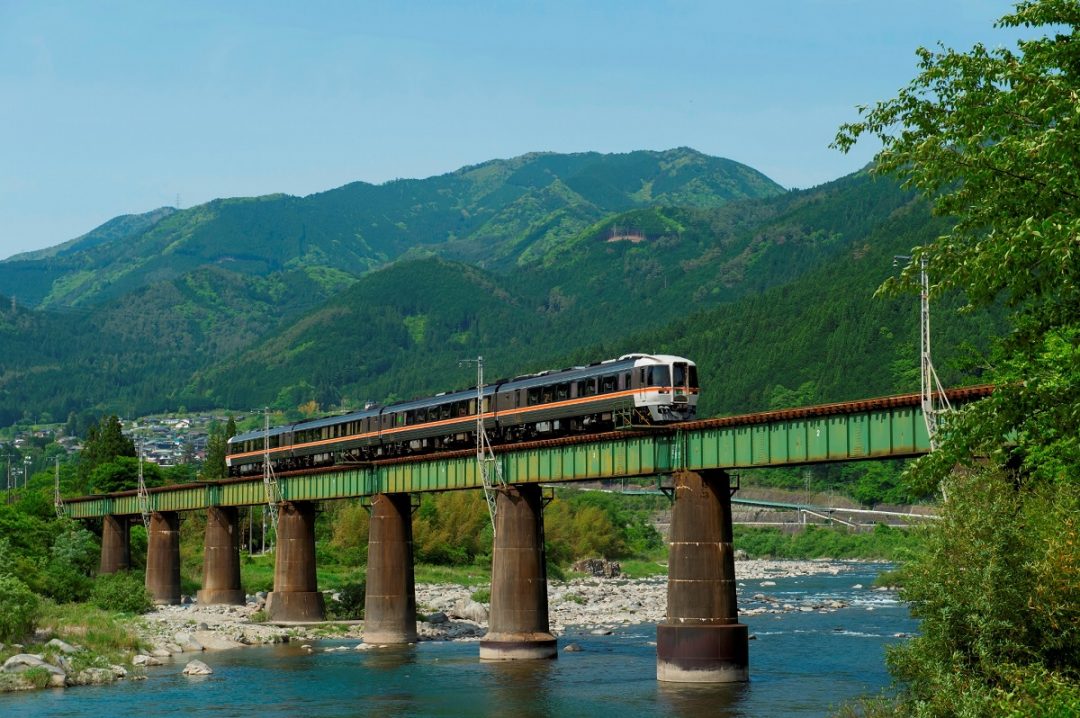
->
{"left": 81, "top": 415, "right": 135, "bottom": 475}
{"left": 834, "top": 0, "right": 1080, "bottom": 488}
{"left": 202, "top": 416, "right": 236, "bottom": 481}
{"left": 89, "top": 456, "right": 164, "bottom": 494}
{"left": 834, "top": 1, "right": 1080, "bottom": 713}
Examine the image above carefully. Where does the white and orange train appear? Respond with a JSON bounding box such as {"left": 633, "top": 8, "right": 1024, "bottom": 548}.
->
{"left": 226, "top": 354, "right": 698, "bottom": 476}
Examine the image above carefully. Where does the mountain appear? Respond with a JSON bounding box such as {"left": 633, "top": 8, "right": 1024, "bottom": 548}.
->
{"left": 188, "top": 170, "right": 999, "bottom": 417}
{"left": 0, "top": 148, "right": 783, "bottom": 310}
{"left": 0, "top": 151, "right": 1002, "bottom": 427}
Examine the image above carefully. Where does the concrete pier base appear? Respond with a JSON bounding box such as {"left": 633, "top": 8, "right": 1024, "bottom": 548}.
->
{"left": 99, "top": 514, "right": 131, "bottom": 575}
{"left": 266, "top": 501, "right": 325, "bottom": 622}
{"left": 364, "top": 494, "right": 417, "bottom": 644}
{"left": 480, "top": 484, "right": 557, "bottom": 661}
{"left": 197, "top": 506, "right": 245, "bottom": 605}
{"left": 145, "top": 511, "right": 181, "bottom": 605}
{"left": 656, "top": 469, "right": 748, "bottom": 683}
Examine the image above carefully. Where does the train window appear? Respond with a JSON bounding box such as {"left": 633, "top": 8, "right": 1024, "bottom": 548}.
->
{"left": 429, "top": 407, "right": 440, "bottom": 422}
{"left": 556, "top": 383, "right": 569, "bottom": 401}
{"left": 468, "top": 399, "right": 477, "bottom": 415}
{"left": 541, "top": 386, "right": 554, "bottom": 403}
{"left": 441, "top": 404, "right": 451, "bottom": 420}
{"left": 397, "top": 413, "right": 406, "bottom": 427}
{"left": 639, "top": 368, "right": 647, "bottom": 385}
{"left": 688, "top": 365, "right": 699, "bottom": 388}
{"left": 622, "top": 371, "right": 631, "bottom": 390}
{"left": 483, "top": 396, "right": 491, "bottom": 412}
{"left": 647, "top": 365, "right": 671, "bottom": 387}
{"left": 528, "top": 387, "right": 540, "bottom": 405}
{"left": 673, "top": 363, "right": 687, "bottom": 387}
{"left": 601, "top": 375, "right": 616, "bottom": 393}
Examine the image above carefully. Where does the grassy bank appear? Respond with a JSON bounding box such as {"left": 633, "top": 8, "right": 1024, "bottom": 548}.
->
{"left": 0, "top": 601, "right": 146, "bottom": 692}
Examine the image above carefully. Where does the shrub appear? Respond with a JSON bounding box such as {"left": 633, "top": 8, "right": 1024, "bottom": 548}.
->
{"left": 43, "top": 562, "right": 93, "bottom": 604}
{"left": 327, "top": 581, "right": 366, "bottom": 620}
{"left": 22, "top": 667, "right": 53, "bottom": 690}
{"left": 0, "top": 575, "right": 40, "bottom": 642}
{"left": 89, "top": 572, "right": 153, "bottom": 614}
{"left": 43, "top": 522, "right": 98, "bottom": 603}
{"left": 469, "top": 587, "right": 490, "bottom": 604}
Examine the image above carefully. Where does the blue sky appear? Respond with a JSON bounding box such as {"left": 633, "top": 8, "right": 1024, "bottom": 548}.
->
{"left": 1, "top": 1, "right": 1018, "bottom": 259}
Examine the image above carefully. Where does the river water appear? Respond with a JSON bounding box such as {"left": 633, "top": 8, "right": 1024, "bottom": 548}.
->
{"left": 10, "top": 564, "right": 912, "bottom": 718}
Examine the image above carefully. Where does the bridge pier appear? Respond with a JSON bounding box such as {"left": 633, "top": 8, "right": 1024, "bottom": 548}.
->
{"left": 480, "top": 483, "right": 557, "bottom": 661}
{"left": 145, "top": 511, "right": 182, "bottom": 605}
{"left": 197, "top": 506, "right": 245, "bottom": 605}
{"left": 657, "top": 469, "right": 748, "bottom": 683}
{"left": 363, "top": 493, "right": 417, "bottom": 644}
{"left": 99, "top": 514, "right": 131, "bottom": 575}
{"left": 266, "top": 501, "right": 325, "bottom": 622}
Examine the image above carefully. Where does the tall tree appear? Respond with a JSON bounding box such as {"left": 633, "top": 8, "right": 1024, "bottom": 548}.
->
{"left": 202, "top": 417, "right": 235, "bottom": 480}
{"left": 81, "top": 415, "right": 135, "bottom": 473}
{"left": 835, "top": 1, "right": 1080, "bottom": 713}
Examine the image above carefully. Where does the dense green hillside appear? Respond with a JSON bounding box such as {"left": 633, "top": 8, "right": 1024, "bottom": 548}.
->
{"left": 188, "top": 171, "right": 1000, "bottom": 415}
{"left": 0, "top": 148, "right": 783, "bottom": 309}
{"left": 0, "top": 156, "right": 1001, "bottom": 426}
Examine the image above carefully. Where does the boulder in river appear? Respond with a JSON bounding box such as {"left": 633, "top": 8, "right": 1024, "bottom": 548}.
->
{"left": 182, "top": 660, "right": 213, "bottom": 676}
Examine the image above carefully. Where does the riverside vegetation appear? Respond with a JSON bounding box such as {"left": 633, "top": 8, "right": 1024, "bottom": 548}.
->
{"left": 831, "top": 1, "right": 1080, "bottom": 715}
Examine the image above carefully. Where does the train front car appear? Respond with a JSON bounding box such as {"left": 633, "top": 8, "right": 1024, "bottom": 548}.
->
{"left": 629, "top": 354, "right": 699, "bottom": 422}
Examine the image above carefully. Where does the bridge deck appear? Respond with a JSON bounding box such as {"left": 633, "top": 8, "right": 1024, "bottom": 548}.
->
{"left": 63, "top": 386, "right": 991, "bottom": 519}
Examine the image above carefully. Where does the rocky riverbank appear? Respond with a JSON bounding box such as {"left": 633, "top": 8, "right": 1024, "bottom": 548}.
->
{"left": 132, "top": 558, "right": 875, "bottom": 651}
{"left": 1, "top": 559, "right": 886, "bottom": 692}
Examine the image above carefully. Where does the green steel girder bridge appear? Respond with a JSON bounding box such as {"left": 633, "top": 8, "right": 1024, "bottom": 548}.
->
{"left": 63, "top": 385, "right": 991, "bottom": 519}
{"left": 67, "top": 384, "right": 991, "bottom": 683}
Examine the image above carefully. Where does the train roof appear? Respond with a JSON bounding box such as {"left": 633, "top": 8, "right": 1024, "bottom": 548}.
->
{"left": 228, "top": 406, "right": 380, "bottom": 444}
{"left": 500, "top": 356, "right": 639, "bottom": 390}
{"left": 383, "top": 384, "right": 495, "bottom": 413}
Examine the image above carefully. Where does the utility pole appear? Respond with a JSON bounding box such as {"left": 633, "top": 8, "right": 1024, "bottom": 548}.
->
{"left": 261, "top": 407, "right": 280, "bottom": 553}
{"left": 137, "top": 440, "right": 151, "bottom": 529}
{"left": 459, "top": 356, "right": 506, "bottom": 535}
{"left": 895, "top": 254, "right": 952, "bottom": 450}
{"left": 54, "top": 457, "right": 64, "bottom": 519}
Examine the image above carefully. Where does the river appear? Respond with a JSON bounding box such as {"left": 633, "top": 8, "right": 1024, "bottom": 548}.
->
{"left": 9, "top": 564, "right": 912, "bottom": 717}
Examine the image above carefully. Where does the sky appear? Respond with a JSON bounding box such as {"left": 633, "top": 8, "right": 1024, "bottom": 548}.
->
{"left": 0, "top": 0, "right": 1021, "bottom": 260}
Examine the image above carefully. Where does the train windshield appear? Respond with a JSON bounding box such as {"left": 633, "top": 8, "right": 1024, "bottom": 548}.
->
{"left": 673, "top": 363, "right": 687, "bottom": 387}
{"left": 688, "top": 365, "right": 698, "bottom": 389}
{"left": 646, "top": 365, "right": 671, "bottom": 387}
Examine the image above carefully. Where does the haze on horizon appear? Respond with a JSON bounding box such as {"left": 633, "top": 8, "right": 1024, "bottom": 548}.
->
{"left": 1, "top": 1, "right": 1014, "bottom": 260}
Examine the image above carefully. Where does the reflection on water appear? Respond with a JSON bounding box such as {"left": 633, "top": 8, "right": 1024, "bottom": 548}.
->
{"left": 483, "top": 658, "right": 556, "bottom": 718}
{"left": 656, "top": 681, "right": 752, "bottom": 718}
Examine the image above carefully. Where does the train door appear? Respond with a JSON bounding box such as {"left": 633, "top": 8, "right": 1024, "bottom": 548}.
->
{"left": 672, "top": 361, "right": 692, "bottom": 404}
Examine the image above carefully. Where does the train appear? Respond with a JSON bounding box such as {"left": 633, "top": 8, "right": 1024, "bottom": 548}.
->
{"left": 226, "top": 353, "right": 698, "bottom": 476}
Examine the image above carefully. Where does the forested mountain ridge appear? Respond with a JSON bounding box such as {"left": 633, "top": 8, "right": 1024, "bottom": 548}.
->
{"left": 0, "top": 148, "right": 783, "bottom": 309}
{"left": 187, "top": 170, "right": 998, "bottom": 417}
{"left": 0, "top": 153, "right": 999, "bottom": 428}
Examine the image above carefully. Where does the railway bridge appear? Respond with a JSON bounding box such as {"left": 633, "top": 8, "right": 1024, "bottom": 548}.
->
{"left": 62, "top": 386, "right": 990, "bottom": 683}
